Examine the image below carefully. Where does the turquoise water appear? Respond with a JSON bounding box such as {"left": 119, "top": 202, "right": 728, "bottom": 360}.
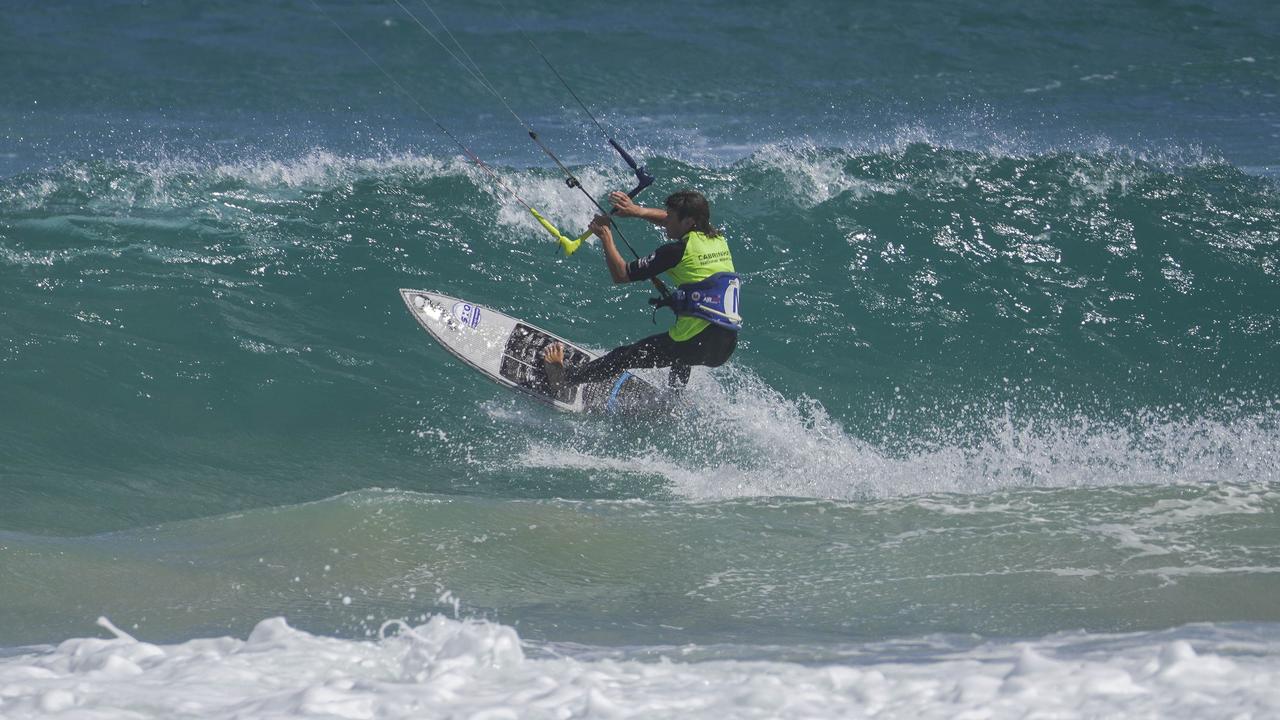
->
{"left": 2, "top": 1, "right": 1280, "bottom": 716}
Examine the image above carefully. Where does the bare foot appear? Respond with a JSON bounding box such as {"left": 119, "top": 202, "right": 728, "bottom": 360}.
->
{"left": 542, "top": 342, "right": 565, "bottom": 366}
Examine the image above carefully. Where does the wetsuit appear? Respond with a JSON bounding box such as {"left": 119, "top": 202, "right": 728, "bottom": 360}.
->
{"left": 558, "top": 231, "right": 739, "bottom": 388}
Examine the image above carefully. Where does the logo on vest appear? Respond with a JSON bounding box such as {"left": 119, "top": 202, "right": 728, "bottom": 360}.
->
{"left": 451, "top": 302, "right": 482, "bottom": 329}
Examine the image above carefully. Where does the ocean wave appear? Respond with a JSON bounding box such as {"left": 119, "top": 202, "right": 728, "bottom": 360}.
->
{"left": 2, "top": 140, "right": 1276, "bottom": 529}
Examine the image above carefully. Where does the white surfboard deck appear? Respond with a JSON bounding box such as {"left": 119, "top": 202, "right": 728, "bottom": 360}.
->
{"left": 399, "top": 289, "right": 663, "bottom": 414}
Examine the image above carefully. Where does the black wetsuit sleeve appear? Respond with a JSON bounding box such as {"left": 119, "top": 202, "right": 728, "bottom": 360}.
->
{"left": 626, "top": 241, "right": 685, "bottom": 282}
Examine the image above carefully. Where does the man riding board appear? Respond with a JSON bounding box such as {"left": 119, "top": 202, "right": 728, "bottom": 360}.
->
{"left": 542, "top": 189, "right": 741, "bottom": 389}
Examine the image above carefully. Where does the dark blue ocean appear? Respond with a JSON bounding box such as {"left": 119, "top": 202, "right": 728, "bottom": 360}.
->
{"left": 2, "top": 1, "right": 1279, "bottom": 717}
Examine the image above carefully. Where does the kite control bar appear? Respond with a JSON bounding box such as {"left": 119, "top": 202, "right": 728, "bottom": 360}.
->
{"left": 610, "top": 139, "right": 655, "bottom": 200}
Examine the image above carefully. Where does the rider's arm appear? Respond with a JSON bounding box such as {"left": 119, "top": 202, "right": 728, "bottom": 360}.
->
{"left": 601, "top": 230, "right": 631, "bottom": 284}
{"left": 591, "top": 217, "right": 631, "bottom": 284}
{"left": 592, "top": 211, "right": 683, "bottom": 284}
{"left": 625, "top": 242, "right": 684, "bottom": 282}
{"left": 609, "top": 191, "right": 667, "bottom": 227}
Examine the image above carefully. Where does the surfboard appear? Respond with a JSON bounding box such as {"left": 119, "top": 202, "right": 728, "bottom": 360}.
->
{"left": 399, "top": 289, "right": 665, "bottom": 414}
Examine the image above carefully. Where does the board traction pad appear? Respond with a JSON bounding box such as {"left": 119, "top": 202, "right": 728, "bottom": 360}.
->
{"left": 499, "top": 323, "right": 591, "bottom": 404}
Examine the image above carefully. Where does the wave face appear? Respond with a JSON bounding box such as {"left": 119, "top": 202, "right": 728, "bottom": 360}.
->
{"left": 2, "top": 0, "right": 1280, "bottom": 716}
{"left": 2, "top": 149, "right": 1276, "bottom": 534}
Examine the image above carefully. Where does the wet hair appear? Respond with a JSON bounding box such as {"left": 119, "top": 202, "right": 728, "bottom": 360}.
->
{"left": 665, "top": 189, "right": 720, "bottom": 237}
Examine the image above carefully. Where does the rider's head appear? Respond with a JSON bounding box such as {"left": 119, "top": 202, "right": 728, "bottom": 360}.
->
{"left": 663, "top": 190, "right": 719, "bottom": 239}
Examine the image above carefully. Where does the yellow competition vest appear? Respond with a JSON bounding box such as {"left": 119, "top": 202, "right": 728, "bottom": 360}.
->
{"left": 663, "top": 231, "right": 736, "bottom": 341}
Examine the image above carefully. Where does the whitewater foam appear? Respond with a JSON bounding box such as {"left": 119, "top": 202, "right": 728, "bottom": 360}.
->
{"left": 518, "top": 364, "right": 1280, "bottom": 501}
{"left": 2, "top": 615, "right": 1278, "bottom": 719}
